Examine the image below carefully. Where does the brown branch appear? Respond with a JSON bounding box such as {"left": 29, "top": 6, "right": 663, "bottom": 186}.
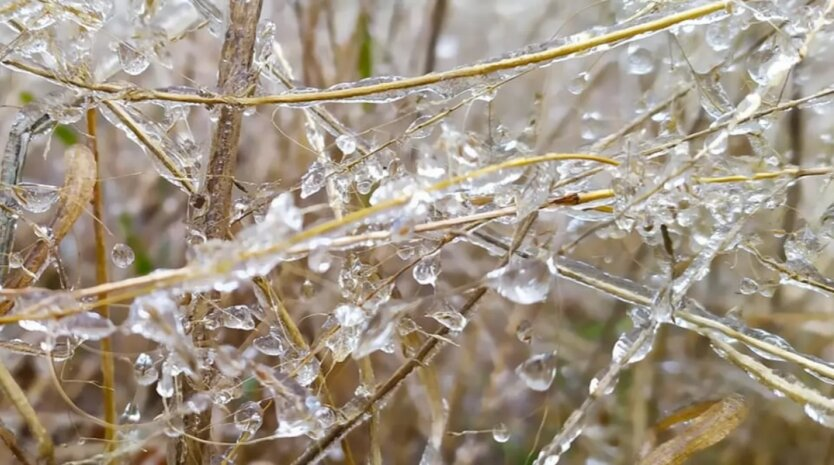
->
{"left": 86, "top": 108, "right": 118, "bottom": 460}
{"left": 177, "top": 1, "right": 264, "bottom": 464}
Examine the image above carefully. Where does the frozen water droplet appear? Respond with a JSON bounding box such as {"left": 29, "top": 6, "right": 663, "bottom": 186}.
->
{"left": 254, "top": 333, "right": 285, "bottom": 356}
{"left": 65, "top": 312, "right": 116, "bottom": 340}
{"left": 406, "top": 115, "right": 436, "bottom": 139}
{"left": 336, "top": 134, "right": 357, "bottom": 155}
{"left": 13, "top": 182, "right": 59, "bottom": 213}
{"left": 739, "top": 277, "right": 759, "bottom": 295}
{"left": 580, "top": 112, "right": 605, "bottom": 141}
{"left": 487, "top": 258, "right": 550, "bottom": 304}
{"left": 475, "top": 86, "right": 497, "bottom": 102}
{"left": 413, "top": 254, "right": 440, "bottom": 286}
{"left": 293, "top": 355, "right": 320, "bottom": 386}
{"left": 8, "top": 252, "right": 22, "bottom": 269}
{"left": 516, "top": 320, "right": 533, "bottom": 344}
{"left": 120, "top": 402, "right": 140, "bottom": 424}
{"left": 805, "top": 404, "right": 834, "bottom": 428}
{"left": 492, "top": 422, "right": 511, "bottom": 443}
{"left": 111, "top": 243, "right": 135, "bottom": 269}
{"left": 221, "top": 305, "right": 256, "bottom": 330}
{"left": 705, "top": 20, "right": 732, "bottom": 51}
{"left": 264, "top": 192, "right": 303, "bottom": 232}
{"left": 820, "top": 202, "right": 834, "bottom": 239}
{"left": 516, "top": 352, "right": 557, "bottom": 391}
{"left": 301, "top": 279, "right": 316, "bottom": 298}
{"left": 626, "top": 45, "right": 654, "bottom": 75}
{"left": 117, "top": 42, "right": 150, "bottom": 75}
{"left": 705, "top": 129, "right": 728, "bottom": 155}
{"left": 567, "top": 72, "right": 589, "bottom": 95}
{"left": 735, "top": 93, "right": 761, "bottom": 120}
{"left": 334, "top": 304, "right": 367, "bottom": 327}
{"left": 419, "top": 444, "right": 442, "bottom": 465}
{"left": 301, "top": 161, "right": 326, "bottom": 199}
{"left": 429, "top": 305, "right": 467, "bottom": 332}
{"left": 612, "top": 327, "right": 655, "bottom": 365}
{"left": 156, "top": 364, "right": 174, "bottom": 398}
{"left": 234, "top": 401, "right": 263, "bottom": 434}
{"left": 308, "top": 240, "right": 332, "bottom": 273}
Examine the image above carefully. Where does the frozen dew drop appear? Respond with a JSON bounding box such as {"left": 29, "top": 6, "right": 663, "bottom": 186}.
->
{"left": 487, "top": 257, "right": 550, "bottom": 304}
{"left": 735, "top": 93, "right": 761, "bottom": 120}
{"left": 705, "top": 129, "right": 728, "bottom": 155}
{"left": 567, "top": 71, "right": 589, "bottom": 95}
{"left": 516, "top": 352, "right": 557, "bottom": 391}
{"left": 120, "top": 402, "right": 140, "bottom": 424}
{"left": 293, "top": 355, "right": 320, "bottom": 387}
{"left": 805, "top": 404, "right": 834, "bottom": 428}
{"left": 69, "top": 312, "right": 117, "bottom": 340}
{"left": 820, "top": 202, "right": 834, "bottom": 239}
{"left": 516, "top": 320, "right": 533, "bottom": 344}
{"left": 419, "top": 444, "right": 442, "bottom": 465}
{"left": 492, "top": 422, "right": 511, "bottom": 443}
{"left": 335, "top": 134, "right": 357, "bottom": 155}
{"left": 221, "top": 305, "right": 256, "bottom": 330}
{"left": 117, "top": 42, "right": 150, "bottom": 75}
{"left": 308, "top": 240, "right": 332, "bottom": 273}
{"left": 234, "top": 401, "right": 263, "bottom": 434}
{"left": 334, "top": 304, "right": 366, "bottom": 327}
{"left": 8, "top": 252, "right": 22, "bottom": 269}
{"left": 612, "top": 327, "right": 655, "bottom": 365}
{"left": 739, "top": 277, "right": 759, "bottom": 295}
{"left": 580, "top": 112, "right": 605, "bottom": 141}
{"left": 253, "top": 333, "right": 285, "bottom": 356}
{"left": 185, "top": 393, "right": 212, "bottom": 413}
{"left": 111, "top": 243, "right": 135, "bottom": 269}
{"left": 301, "top": 279, "right": 316, "bottom": 298}
{"left": 406, "top": 115, "right": 436, "bottom": 139}
{"left": 705, "top": 20, "right": 732, "bottom": 51}
{"left": 156, "top": 365, "right": 174, "bottom": 398}
{"left": 475, "top": 86, "right": 497, "bottom": 102}
{"left": 301, "top": 161, "right": 326, "bottom": 199}
{"left": 626, "top": 45, "right": 654, "bottom": 75}
{"left": 413, "top": 254, "right": 440, "bottom": 286}
{"left": 429, "top": 306, "right": 467, "bottom": 332}
{"left": 265, "top": 192, "right": 303, "bottom": 232}
{"left": 13, "top": 182, "right": 59, "bottom": 213}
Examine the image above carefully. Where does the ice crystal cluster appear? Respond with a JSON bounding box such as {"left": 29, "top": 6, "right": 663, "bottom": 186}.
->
{"left": 0, "top": 0, "right": 834, "bottom": 464}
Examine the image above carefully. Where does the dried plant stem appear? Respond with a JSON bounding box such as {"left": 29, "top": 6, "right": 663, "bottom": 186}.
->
{"left": 112, "top": 1, "right": 728, "bottom": 106}
{"left": 100, "top": 100, "right": 196, "bottom": 194}
{"left": 86, "top": 108, "right": 118, "bottom": 459}
{"left": 709, "top": 337, "right": 834, "bottom": 411}
{"left": 0, "top": 420, "right": 34, "bottom": 465}
{"left": 637, "top": 394, "right": 747, "bottom": 465}
{"left": 358, "top": 358, "right": 382, "bottom": 465}
{"left": 533, "top": 325, "right": 656, "bottom": 465}
{"left": 248, "top": 276, "right": 359, "bottom": 463}
{"left": 178, "top": 1, "right": 263, "bottom": 463}
{"left": 3, "top": 2, "right": 726, "bottom": 108}
{"left": 0, "top": 362, "right": 53, "bottom": 464}
{"left": 6, "top": 158, "right": 833, "bottom": 325}
{"left": 640, "top": 85, "right": 834, "bottom": 159}
{"left": 0, "top": 153, "right": 612, "bottom": 321}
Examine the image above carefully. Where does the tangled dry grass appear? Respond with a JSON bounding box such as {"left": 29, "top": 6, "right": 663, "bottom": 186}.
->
{"left": 2, "top": 0, "right": 834, "bottom": 464}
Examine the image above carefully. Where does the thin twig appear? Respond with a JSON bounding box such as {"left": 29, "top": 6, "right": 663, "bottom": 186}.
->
{"left": 178, "top": 1, "right": 264, "bottom": 463}
{"left": 86, "top": 108, "right": 118, "bottom": 460}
